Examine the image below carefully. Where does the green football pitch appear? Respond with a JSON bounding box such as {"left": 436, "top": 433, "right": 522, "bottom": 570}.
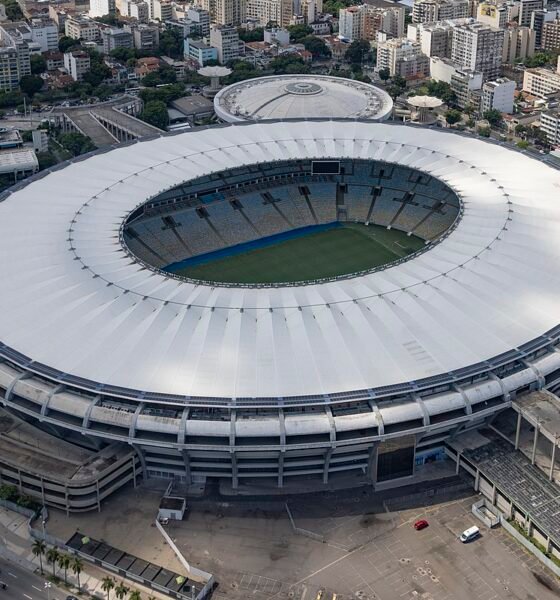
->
{"left": 172, "top": 223, "right": 425, "bottom": 284}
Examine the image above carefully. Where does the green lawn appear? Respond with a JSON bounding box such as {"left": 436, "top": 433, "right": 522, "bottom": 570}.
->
{"left": 173, "top": 223, "right": 425, "bottom": 284}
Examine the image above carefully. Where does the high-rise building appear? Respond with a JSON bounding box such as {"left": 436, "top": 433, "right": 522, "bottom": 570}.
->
{"left": 502, "top": 24, "right": 535, "bottom": 63}
{"left": 120, "top": 0, "right": 150, "bottom": 22}
{"left": 29, "top": 18, "right": 58, "bottom": 52}
{"left": 522, "top": 67, "right": 560, "bottom": 97}
{"left": 246, "top": 0, "right": 293, "bottom": 27}
{"left": 209, "top": 24, "right": 242, "bottom": 63}
{"left": 89, "top": 0, "right": 115, "bottom": 18}
{"left": 540, "top": 110, "right": 560, "bottom": 145}
{"left": 407, "top": 20, "right": 462, "bottom": 58}
{"left": 451, "top": 20, "right": 504, "bottom": 81}
{"left": 64, "top": 50, "right": 91, "bottom": 81}
{"left": 152, "top": 0, "right": 173, "bottom": 21}
{"left": 202, "top": 0, "right": 246, "bottom": 26}
{"left": 0, "top": 23, "right": 31, "bottom": 90}
{"left": 519, "top": 0, "right": 543, "bottom": 27}
{"left": 377, "top": 37, "right": 429, "bottom": 77}
{"left": 412, "top": 0, "right": 469, "bottom": 24}
{"left": 481, "top": 77, "right": 515, "bottom": 113}
{"left": 542, "top": 19, "right": 560, "bottom": 52}
{"left": 339, "top": 3, "right": 404, "bottom": 41}
{"left": 186, "top": 6, "right": 211, "bottom": 37}
{"left": 65, "top": 16, "right": 100, "bottom": 41}
{"left": 101, "top": 27, "right": 133, "bottom": 53}
{"left": 125, "top": 23, "right": 160, "bottom": 51}
{"left": 476, "top": 3, "right": 508, "bottom": 29}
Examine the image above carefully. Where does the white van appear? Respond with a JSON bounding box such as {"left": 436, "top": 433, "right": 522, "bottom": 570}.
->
{"left": 460, "top": 526, "right": 480, "bottom": 543}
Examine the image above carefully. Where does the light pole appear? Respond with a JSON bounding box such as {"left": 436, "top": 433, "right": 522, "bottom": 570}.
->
{"left": 44, "top": 581, "right": 51, "bottom": 600}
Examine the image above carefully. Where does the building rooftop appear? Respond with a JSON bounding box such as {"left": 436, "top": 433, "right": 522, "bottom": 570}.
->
{"left": 214, "top": 74, "right": 393, "bottom": 122}
{"left": 171, "top": 95, "right": 214, "bottom": 116}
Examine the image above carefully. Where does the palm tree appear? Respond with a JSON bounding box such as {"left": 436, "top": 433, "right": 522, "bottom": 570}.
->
{"left": 71, "top": 556, "right": 83, "bottom": 591}
{"left": 114, "top": 582, "right": 130, "bottom": 599}
{"left": 31, "top": 539, "right": 46, "bottom": 574}
{"left": 129, "top": 591, "right": 142, "bottom": 600}
{"left": 58, "top": 553, "right": 70, "bottom": 585}
{"left": 46, "top": 547, "right": 60, "bottom": 578}
{"left": 101, "top": 575, "right": 116, "bottom": 600}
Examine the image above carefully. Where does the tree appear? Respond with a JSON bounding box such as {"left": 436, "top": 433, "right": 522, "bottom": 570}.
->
{"left": 71, "top": 556, "right": 83, "bottom": 591}
{"left": 59, "top": 35, "right": 80, "bottom": 53}
{"left": 2, "top": 0, "right": 23, "bottom": 21}
{"left": 517, "top": 140, "right": 529, "bottom": 149}
{"left": 32, "top": 540, "right": 46, "bottom": 574}
{"left": 159, "top": 28, "right": 183, "bottom": 59}
{"left": 30, "top": 54, "right": 47, "bottom": 75}
{"left": 445, "top": 109, "right": 462, "bottom": 125}
{"left": 57, "top": 132, "right": 95, "bottom": 156}
{"left": 19, "top": 75, "right": 43, "bottom": 97}
{"left": 46, "top": 547, "right": 60, "bottom": 578}
{"left": 515, "top": 124, "right": 528, "bottom": 137}
{"left": 102, "top": 576, "right": 116, "bottom": 600}
{"left": 269, "top": 54, "right": 310, "bottom": 74}
{"left": 345, "top": 39, "right": 370, "bottom": 66}
{"left": 115, "top": 582, "right": 130, "bottom": 600}
{"left": 483, "top": 108, "right": 503, "bottom": 127}
{"left": 301, "top": 35, "right": 331, "bottom": 57}
{"left": 237, "top": 27, "right": 264, "bottom": 42}
{"left": 57, "top": 553, "right": 71, "bottom": 585}
{"left": 140, "top": 100, "right": 169, "bottom": 129}
{"left": 129, "top": 591, "right": 142, "bottom": 600}
{"left": 142, "top": 64, "right": 176, "bottom": 87}
{"left": 523, "top": 52, "right": 554, "bottom": 68}
{"left": 477, "top": 126, "right": 491, "bottom": 137}
{"left": 392, "top": 75, "right": 407, "bottom": 91}
{"left": 378, "top": 67, "right": 390, "bottom": 81}
{"left": 287, "top": 24, "right": 313, "bottom": 42}
{"left": 426, "top": 79, "right": 456, "bottom": 104}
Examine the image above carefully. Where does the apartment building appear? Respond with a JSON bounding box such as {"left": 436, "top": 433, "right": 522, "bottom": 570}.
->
{"left": 377, "top": 37, "right": 429, "bottom": 78}
{"left": 407, "top": 20, "right": 462, "bottom": 58}
{"left": 246, "top": 0, "right": 293, "bottom": 27}
{"left": 0, "top": 23, "right": 31, "bottom": 90}
{"left": 89, "top": 0, "right": 115, "bottom": 17}
{"left": 476, "top": 3, "right": 507, "bottom": 29}
{"left": 120, "top": 0, "right": 150, "bottom": 22}
{"left": 519, "top": 0, "right": 543, "bottom": 27}
{"left": 522, "top": 67, "right": 560, "bottom": 97}
{"left": 184, "top": 37, "right": 218, "bottom": 66}
{"left": 209, "top": 24, "right": 242, "bottom": 63}
{"left": 540, "top": 110, "right": 560, "bottom": 145}
{"left": 64, "top": 50, "right": 91, "bottom": 81}
{"left": 542, "top": 19, "right": 560, "bottom": 52}
{"left": 339, "top": 2, "right": 404, "bottom": 41}
{"left": 412, "top": 0, "right": 469, "bottom": 24}
{"left": 125, "top": 23, "right": 160, "bottom": 51}
{"left": 29, "top": 18, "right": 58, "bottom": 52}
{"left": 201, "top": 0, "right": 246, "bottom": 26}
{"left": 101, "top": 27, "right": 133, "bottom": 53}
{"left": 451, "top": 20, "right": 504, "bottom": 81}
{"left": 502, "top": 24, "right": 535, "bottom": 63}
{"left": 481, "top": 77, "right": 515, "bottom": 113}
{"left": 65, "top": 16, "right": 100, "bottom": 41}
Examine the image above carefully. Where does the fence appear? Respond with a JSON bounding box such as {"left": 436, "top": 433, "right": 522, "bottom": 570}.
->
{"left": 285, "top": 503, "right": 325, "bottom": 543}
{"left": 0, "top": 498, "right": 36, "bottom": 519}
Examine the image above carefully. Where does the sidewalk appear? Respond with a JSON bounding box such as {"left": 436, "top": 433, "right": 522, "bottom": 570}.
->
{"left": 0, "top": 507, "right": 172, "bottom": 600}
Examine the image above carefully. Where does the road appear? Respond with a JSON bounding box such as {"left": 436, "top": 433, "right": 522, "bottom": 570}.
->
{"left": 0, "top": 557, "right": 67, "bottom": 600}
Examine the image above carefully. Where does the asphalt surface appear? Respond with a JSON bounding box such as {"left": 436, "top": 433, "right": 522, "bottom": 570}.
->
{"left": 0, "top": 557, "right": 67, "bottom": 600}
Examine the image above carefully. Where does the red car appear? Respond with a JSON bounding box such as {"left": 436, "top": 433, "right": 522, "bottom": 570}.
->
{"left": 414, "top": 519, "right": 429, "bottom": 531}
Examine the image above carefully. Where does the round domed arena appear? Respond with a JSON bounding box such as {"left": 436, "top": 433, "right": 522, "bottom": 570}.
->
{"left": 213, "top": 74, "right": 393, "bottom": 122}
{"left": 1, "top": 119, "right": 560, "bottom": 502}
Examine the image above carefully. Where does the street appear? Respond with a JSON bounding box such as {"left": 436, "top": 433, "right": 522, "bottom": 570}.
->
{"left": 0, "top": 557, "right": 66, "bottom": 600}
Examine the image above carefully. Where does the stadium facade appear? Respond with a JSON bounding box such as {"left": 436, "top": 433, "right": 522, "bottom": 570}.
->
{"left": 1, "top": 120, "right": 560, "bottom": 510}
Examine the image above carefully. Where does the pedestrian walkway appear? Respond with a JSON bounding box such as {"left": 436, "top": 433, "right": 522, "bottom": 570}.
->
{"left": 0, "top": 507, "right": 171, "bottom": 600}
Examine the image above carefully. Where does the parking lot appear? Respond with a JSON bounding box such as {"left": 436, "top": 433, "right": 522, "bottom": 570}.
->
{"left": 45, "top": 482, "right": 560, "bottom": 600}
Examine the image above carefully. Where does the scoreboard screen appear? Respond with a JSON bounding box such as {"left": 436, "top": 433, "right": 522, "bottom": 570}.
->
{"left": 311, "top": 161, "right": 340, "bottom": 175}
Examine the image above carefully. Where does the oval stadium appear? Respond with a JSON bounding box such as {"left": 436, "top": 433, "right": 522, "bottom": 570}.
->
{"left": 1, "top": 120, "right": 560, "bottom": 510}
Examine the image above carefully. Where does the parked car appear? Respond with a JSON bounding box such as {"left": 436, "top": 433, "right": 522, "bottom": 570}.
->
{"left": 460, "top": 526, "right": 480, "bottom": 543}
{"left": 414, "top": 519, "right": 429, "bottom": 531}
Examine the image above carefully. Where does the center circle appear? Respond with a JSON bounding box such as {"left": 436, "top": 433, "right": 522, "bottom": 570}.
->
{"left": 121, "top": 158, "right": 462, "bottom": 287}
{"left": 285, "top": 82, "right": 323, "bottom": 95}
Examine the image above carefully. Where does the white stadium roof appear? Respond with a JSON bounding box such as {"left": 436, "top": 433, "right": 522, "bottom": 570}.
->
{"left": 1, "top": 120, "right": 560, "bottom": 400}
{"left": 213, "top": 75, "right": 393, "bottom": 122}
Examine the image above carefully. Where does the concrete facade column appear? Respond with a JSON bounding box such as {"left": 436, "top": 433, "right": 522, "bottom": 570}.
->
{"left": 550, "top": 438, "right": 557, "bottom": 481}
{"left": 515, "top": 411, "right": 522, "bottom": 450}
{"left": 532, "top": 423, "right": 539, "bottom": 464}
{"left": 366, "top": 443, "right": 378, "bottom": 483}
{"left": 455, "top": 451, "right": 461, "bottom": 474}
{"left": 474, "top": 469, "right": 480, "bottom": 492}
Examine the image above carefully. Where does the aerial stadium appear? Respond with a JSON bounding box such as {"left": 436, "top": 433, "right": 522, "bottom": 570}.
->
{"left": 1, "top": 119, "right": 560, "bottom": 512}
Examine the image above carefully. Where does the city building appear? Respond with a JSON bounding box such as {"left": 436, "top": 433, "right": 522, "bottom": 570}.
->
{"left": 542, "top": 19, "right": 560, "bottom": 52}
{"left": 429, "top": 55, "right": 482, "bottom": 106}
{"left": 481, "top": 77, "right": 515, "bottom": 113}
{"left": 476, "top": 3, "right": 507, "bottom": 29}
{"left": 29, "top": 18, "right": 58, "bottom": 52}
{"left": 407, "top": 20, "right": 461, "bottom": 58}
{"left": 185, "top": 6, "right": 211, "bottom": 37}
{"left": 210, "top": 24, "right": 242, "bottom": 64}
{"left": 377, "top": 37, "right": 430, "bottom": 78}
{"left": 246, "top": 0, "right": 293, "bottom": 27}
{"left": 101, "top": 27, "right": 133, "bottom": 53}
{"left": 64, "top": 49, "right": 91, "bottom": 81}
{"left": 339, "top": 2, "right": 404, "bottom": 42}
{"left": 49, "top": 6, "right": 73, "bottom": 33}
{"left": 523, "top": 67, "right": 560, "bottom": 98}
{"left": 65, "top": 16, "right": 100, "bottom": 42}
{"left": 502, "top": 24, "right": 536, "bottom": 64}
{"left": 126, "top": 23, "right": 160, "bottom": 51}
{"left": 264, "top": 27, "right": 290, "bottom": 46}
{"left": 540, "top": 109, "right": 560, "bottom": 145}
{"left": 519, "top": 0, "right": 543, "bottom": 27}
{"left": 412, "top": 0, "right": 469, "bottom": 24}
{"left": 152, "top": 0, "right": 173, "bottom": 21}
{"left": 451, "top": 20, "right": 504, "bottom": 81}
{"left": 89, "top": 0, "right": 115, "bottom": 18}
{"left": 184, "top": 37, "right": 218, "bottom": 66}
{"left": 0, "top": 24, "right": 31, "bottom": 90}
{"left": 44, "top": 50, "right": 63, "bottom": 70}
{"left": 120, "top": 0, "right": 150, "bottom": 22}
{"left": 201, "top": 0, "right": 246, "bottom": 26}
